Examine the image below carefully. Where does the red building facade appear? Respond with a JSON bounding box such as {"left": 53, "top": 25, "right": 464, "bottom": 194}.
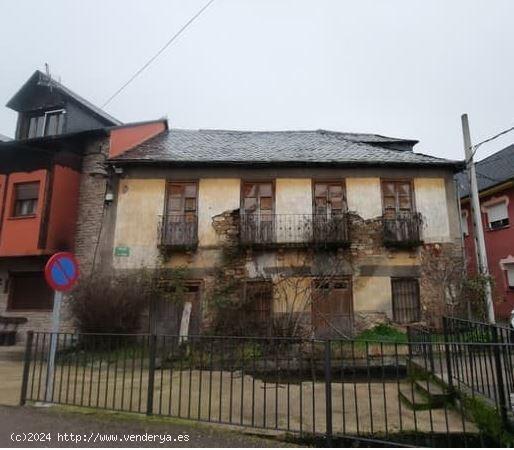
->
{"left": 459, "top": 146, "right": 514, "bottom": 320}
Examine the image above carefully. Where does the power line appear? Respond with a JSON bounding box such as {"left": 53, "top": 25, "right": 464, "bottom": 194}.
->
{"left": 468, "top": 123, "right": 514, "bottom": 162}
{"left": 101, "top": 0, "right": 216, "bottom": 108}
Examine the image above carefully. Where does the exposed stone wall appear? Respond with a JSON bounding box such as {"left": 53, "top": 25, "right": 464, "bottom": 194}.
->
{"left": 74, "top": 137, "right": 111, "bottom": 277}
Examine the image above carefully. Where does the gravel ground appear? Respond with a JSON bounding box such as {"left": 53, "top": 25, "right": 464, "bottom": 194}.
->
{"left": 0, "top": 406, "right": 300, "bottom": 448}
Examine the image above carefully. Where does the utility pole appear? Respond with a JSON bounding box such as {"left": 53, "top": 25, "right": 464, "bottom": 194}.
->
{"left": 461, "top": 114, "right": 495, "bottom": 324}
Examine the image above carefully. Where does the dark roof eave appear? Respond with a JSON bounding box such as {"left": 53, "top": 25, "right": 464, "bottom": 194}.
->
{"left": 109, "top": 158, "right": 464, "bottom": 171}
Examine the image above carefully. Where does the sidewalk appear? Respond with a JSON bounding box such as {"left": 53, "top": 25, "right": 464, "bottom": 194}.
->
{"left": 0, "top": 360, "right": 23, "bottom": 406}
{"left": 0, "top": 406, "right": 298, "bottom": 448}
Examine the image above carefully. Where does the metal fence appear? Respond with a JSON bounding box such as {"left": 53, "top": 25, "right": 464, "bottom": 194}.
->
{"left": 21, "top": 331, "right": 513, "bottom": 447}
{"left": 443, "top": 317, "right": 514, "bottom": 420}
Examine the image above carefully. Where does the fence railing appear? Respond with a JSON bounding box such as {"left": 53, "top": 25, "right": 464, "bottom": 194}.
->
{"left": 383, "top": 212, "right": 423, "bottom": 247}
{"left": 442, "top": 317, "right": 514, "bottom": 421}
{"left": 158, "top": 214, "right": 198, "bottom": 249}
{"left": 20, "top": 331, "right": 504, "bottom": 447}
{"left": 239, "top": 213, "right": 349, "bottom": 248}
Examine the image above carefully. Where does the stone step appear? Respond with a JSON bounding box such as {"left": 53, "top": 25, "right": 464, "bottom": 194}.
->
{"left": 414, "top": 380, "right": 453, "bottom": 406}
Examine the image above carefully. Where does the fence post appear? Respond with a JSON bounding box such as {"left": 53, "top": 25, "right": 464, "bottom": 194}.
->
{"left": 20, "top": 331, "right": 34, "bottom": 406}
{"left": 323, "top": 340, "right": 333, "bottom": 447}
{"left": 442, "top": 318, "right": 454, "bottom": 393}
{"left": 491, "top": 326, "right": 509, "bottom": 427}
{"left": 146, "top": 334, "right": 157, "bottom": 416}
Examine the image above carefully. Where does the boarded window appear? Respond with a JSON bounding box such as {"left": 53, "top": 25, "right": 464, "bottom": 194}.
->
{"left": 314, "top": 182, "right": 346, "bottom": 216}
{"left": 382, "top": 180, "right": 413, "bottom": 218}
{"left": 13, "top": 182, "right": 40, "bottom": 217}
{"left": 8, "top": 272, "right": 53, "bottom": 311}
{"left": 391, "top": 278, "right": 420, "bottom": 324}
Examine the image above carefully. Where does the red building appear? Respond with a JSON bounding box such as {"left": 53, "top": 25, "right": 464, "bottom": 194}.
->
{"left": 0, "top": 70, "right": 167, "bottom": 336}
{"left": 457, "top": 144, "right": 514, "bottom": 320}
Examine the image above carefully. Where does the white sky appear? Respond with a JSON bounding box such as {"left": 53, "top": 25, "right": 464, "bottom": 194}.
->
{"left": 1, "top": 0, "right": 513, "bottom": 161}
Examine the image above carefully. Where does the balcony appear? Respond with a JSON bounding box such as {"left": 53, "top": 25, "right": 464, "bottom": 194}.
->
{"left": 383, "top": 212, "right": 423, "bottom": 248}
{"left": 159, "top": 214, "right": 198, "bottom": 249}
{"left": 240, "top": 213, "right": 349, "bottom": 248}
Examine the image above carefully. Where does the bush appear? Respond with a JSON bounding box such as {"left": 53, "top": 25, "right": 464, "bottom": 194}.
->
{"left": 354, "top": 324, "right": 407, "bottom": 343}
{"left": 70, "top": 271, "right": 151, "bottom": 334}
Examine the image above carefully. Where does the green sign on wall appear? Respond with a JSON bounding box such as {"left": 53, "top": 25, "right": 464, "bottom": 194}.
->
{"left": 114, "top": 246, "right": 130, "bottom": 257}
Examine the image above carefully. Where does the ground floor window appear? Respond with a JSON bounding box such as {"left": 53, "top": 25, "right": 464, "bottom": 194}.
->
{"left": 8, "top": 272, "right": 53, "bottom": 311}
{"left": 244, "top": 281, "right": 273, "bottom": 322}
{"left": 391, "top": 278, "right": 420, "bottom": 324}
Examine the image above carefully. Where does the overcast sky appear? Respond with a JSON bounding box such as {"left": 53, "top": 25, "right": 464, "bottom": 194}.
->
{"left": 1, "top": 0, "right": 513, "bottom": 161}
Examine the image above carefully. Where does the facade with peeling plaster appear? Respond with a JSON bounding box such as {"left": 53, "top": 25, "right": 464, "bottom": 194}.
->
{"left": 84, "top": 128, "right": 466, "bottom": 337}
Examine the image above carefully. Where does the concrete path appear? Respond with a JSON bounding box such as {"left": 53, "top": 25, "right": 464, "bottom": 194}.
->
{"left": 0, "top": 360, "right": 23, "bottom": 406}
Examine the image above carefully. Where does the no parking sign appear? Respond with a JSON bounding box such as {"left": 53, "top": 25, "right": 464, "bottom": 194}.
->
{"left": 43, "top": 252, "right": 79, "bottom": 403}
{"left": 44, "top": 252, "right": 79, "bottom": 292}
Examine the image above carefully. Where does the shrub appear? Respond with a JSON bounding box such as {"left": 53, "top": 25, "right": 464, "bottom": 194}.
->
{"left": 70, "top": 271, "right": 151, "bottom": 334}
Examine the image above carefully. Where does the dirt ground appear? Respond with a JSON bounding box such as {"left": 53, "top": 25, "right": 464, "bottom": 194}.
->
{"left": 24, "top": 362, "right": 477, "bottom": 436}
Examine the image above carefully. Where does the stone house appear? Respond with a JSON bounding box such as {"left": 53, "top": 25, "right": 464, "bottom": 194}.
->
{"left": 83, "top": 128, "right": 465, "bottom": 337}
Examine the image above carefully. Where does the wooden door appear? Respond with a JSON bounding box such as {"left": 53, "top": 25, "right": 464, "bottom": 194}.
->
{"left": 312, "top": 278, "right": 353, "bottom": 338}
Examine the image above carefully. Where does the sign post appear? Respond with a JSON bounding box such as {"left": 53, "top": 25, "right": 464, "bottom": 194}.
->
{"left": 43, "top": 252, "right": 79, "bottom": 403}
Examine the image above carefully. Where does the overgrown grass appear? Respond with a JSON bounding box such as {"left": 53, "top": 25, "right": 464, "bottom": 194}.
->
{"left": 354, "top": 324, "right": 408, "bottom": 344}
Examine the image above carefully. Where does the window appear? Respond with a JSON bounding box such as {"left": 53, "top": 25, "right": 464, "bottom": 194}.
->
{"left": 485, "top": 201, "right": 509, "bottom": 230}
{"left": 162, "top": 182, "right": 198, "bottom": 247}
{"left": 8, "top": 272, "right": 53, "bottom": 311}
{"left": 391, "top": 278, "right": 420, "bottom": 324}
{"left": 382, "top": 180, "right": 413, "bottom": 218}
{"left": 461, "top": 211, "right": 469, "bottom": 236}
{"left": 506, "top": 265, "right": 514, "bottom": 289}
{"left": 166, "top": 182, "right": 197, "bottom": 216}
{"left": 13, "top": 182, "right": 39, "bottom": 217}
{"left": 26, "top": 109, "right": 65, "bottom": 139}
{"left": 313, "top": 182, "right": 346, "bottom": 216}
{"left": 242, "top": 182, "right": 273, "bottom": 215}
{"left": 245, "top": 281, "right": 273, "bottom": 322}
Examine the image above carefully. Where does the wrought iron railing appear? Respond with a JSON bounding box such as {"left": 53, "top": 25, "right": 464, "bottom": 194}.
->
{"left": 159, "top": 214, "right": 198, "bottom": 249}
{"left": 239, "top": 213, "right": 349, "bottom": 247}
{"left": 383, "top": 212, "right": 423, "bottom": 247}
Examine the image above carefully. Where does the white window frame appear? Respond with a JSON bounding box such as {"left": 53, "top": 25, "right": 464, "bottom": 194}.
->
{"left": 461, "top": 210, "right": 469, "bottom": 236}
{"left": 506, "top": 264, "right": 514, "bottom": 289}
{"left": 485, "top": 201, "right": 509, "bottom": 230}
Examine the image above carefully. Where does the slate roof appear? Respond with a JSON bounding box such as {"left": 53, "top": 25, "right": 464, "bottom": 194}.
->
{"left": 7, "top": 70, "right": 121, "bottom": 126}
{"left": 456, "top": 144, "right": 514, "bottom": 198}
{"left": 112, "top": 128, "right": 461, "bottom": 169}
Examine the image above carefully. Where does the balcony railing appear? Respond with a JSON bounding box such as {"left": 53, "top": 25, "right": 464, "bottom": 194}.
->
{"left": 383, "top": 212, "right": 423, "bottom": 247}
{"left": 240, "top": 213, "right": 349, "bottom": 248}
{"left": 159, "top": 214, "right": 198, "bottom": 249}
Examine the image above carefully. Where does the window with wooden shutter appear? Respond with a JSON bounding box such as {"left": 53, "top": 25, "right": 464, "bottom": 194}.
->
{"left": 391, "top": 278, "right": 420, "bottom": 324}
{"left": 8, "top": 272, "right": 53, "bottom": 311}
{"left": 13, "top": 182, "right": 40, "bottom": 217}
{"left": 313, "top": 182, "right": 346, "bottom": 216}
{"left": 382, "top": 180, "right": 413, "bottom": 218}
{"left": 162, "top": 182, "right": 198, "bottom": 247}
